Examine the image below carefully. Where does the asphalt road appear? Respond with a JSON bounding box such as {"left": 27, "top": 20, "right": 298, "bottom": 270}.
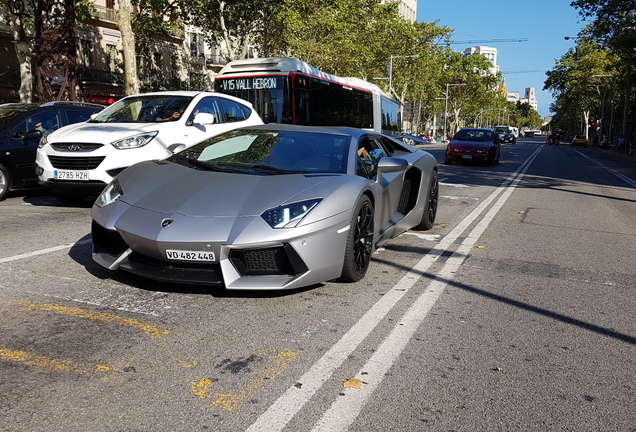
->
{"left": 1, "top": 136, "right": 635, "bottom": 432}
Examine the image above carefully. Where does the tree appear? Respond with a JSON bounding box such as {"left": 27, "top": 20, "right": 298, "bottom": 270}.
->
{"left": 183, "top": 0, "right": 278, "bottom": 61}
{"left": 545, "top": 37, "right": 619, "bottom": 137}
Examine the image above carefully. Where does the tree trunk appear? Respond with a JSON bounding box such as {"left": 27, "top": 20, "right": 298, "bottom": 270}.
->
{"left": 118, "top": 0, "right": 139, "bottom": 95}
{"left": 14, "top": 40, "right": 33, "bottom": 103}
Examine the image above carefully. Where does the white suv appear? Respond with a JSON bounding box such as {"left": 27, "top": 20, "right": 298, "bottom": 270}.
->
{"left": 36, "top": 91, "right": 263, "bottom": 203}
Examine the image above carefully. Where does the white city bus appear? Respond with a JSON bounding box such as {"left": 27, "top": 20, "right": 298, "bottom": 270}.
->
{"left": 214, "top": 57, "right": 401, "bottom": 135}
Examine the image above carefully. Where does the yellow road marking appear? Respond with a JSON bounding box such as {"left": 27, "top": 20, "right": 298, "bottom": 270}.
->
{"left": 187, "top": 348, "right": 300, "bottom": 411}
{"left": 0, "top": 348, "right": 117, "bottom": 374}
{"left": 10, "top": 301, "right": 169, "bottom": 338}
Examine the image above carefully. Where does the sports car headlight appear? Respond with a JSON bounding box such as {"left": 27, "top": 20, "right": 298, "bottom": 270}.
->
{"left": 111, "top": 132, "right": 158, "bottom": 149}
{"left": 261, "top": 199, "right": 322, "bottom": 228}
{"left": 96, "top": 179, "right": 123, "bottom": 208}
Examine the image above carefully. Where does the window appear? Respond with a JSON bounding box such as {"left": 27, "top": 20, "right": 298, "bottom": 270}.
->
{"left": 153, "top": 53, "right": 163, "bottom": 71}
{"left": 218, "top": 98, "right": 250, "bottom": 122}
{"left": 356, "top": 137, "right": 388, "bottom": 178}
{"left": 106, "top": 44, "right": 118, "bottom": 72}
{"left": 11, "top": 111, "right": 62, "bottom": 139}
{"left": 66, "top": 110, "right": 98, "bottom": 124}
{"left": 190, "top": 97, "right": 221, "bottom": 124}
{"left": 80, "top": 39, "right": 93, "bottom": 68}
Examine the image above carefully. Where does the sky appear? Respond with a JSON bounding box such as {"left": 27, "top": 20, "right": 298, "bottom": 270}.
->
{"left": 416, "top": 0, "right": 588, "bottom": 118}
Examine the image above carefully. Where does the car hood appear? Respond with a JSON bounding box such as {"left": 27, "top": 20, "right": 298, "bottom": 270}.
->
{"left": 117, "top": 160, "right": 337, "bottom": 218}
{"left": 48, "top": 121, "right": 176, "bottom": 144}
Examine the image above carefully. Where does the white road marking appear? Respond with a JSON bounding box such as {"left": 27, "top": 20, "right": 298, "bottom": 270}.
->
{"left": 572, "top": 150, "right": 636, "bottom": 188}
{"left": 312, "top": 146, "right": 540, "bottom": 431}
{"left": 439, "top": 182, "right": 470, "bottom": 187}
{"left": 247, "top": 146, "right": 543, "bottom": 432}
{"left": 404, "top": 232, "right": 442, "bottom": 241}
{"left": 441, "top": 195, "right": 480, "bottom": 201}
{"left": 0, "top": 240, "right": 91, "bottom": 264}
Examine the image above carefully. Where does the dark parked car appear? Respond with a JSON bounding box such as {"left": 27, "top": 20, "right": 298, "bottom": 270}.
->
{"left": 0, "top": 101, "right": 104, "bottom": 200}
{"left": 501, "top": 132, "right": 516, "bottom": 144}
{"left": 396, "top": 133, "right": 430, "bottom": 146}
{"left": 445, "top": 128, "right": 500, "bottom": 166}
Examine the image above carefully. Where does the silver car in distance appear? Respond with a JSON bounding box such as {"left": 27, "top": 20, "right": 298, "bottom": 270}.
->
{"left": 91, "top": 124, "right": 439, "bottom": 290}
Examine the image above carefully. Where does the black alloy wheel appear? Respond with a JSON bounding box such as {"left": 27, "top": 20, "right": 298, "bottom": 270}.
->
{"left": 414, "top": 170, "right": 438, "bottom": 230}
{"left": 340, "top": 195, "right": 374, "bottom": 282}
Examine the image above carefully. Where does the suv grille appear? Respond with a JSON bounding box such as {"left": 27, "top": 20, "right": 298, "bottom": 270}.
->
{"left": 51, "top": 143, "right": 103, "bottom": 152}
{"left": 49, "top": 155, "right": 105, "bottom": 170}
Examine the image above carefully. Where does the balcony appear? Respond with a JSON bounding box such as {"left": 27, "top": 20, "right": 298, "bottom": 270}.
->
{"left": 91, "top": 5, "right": 119, "bottom": 23}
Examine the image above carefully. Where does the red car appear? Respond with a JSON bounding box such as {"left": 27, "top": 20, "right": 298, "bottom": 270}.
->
{"left": 445, "top": 128, "right": 501, "bottom": 166}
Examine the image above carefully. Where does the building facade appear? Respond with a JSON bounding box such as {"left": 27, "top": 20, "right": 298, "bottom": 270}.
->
{"left": 1, "top": 0, "right": 417, "bottom": 104}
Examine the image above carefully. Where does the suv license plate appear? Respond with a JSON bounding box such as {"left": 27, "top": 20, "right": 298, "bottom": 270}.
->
{"left": 54, "top": 170, "right": 89, "bottom": 180}
{"left": 166, "top": 250, "right": 216, "bottom": 262}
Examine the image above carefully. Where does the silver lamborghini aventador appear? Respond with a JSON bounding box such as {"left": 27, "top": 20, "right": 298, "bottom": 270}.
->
{"left": 91, "top": 124, "right": 438, "bottom": 290}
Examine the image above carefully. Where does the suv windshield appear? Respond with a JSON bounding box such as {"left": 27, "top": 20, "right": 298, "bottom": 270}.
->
{"left": 89, "top": 96, "right": 193, "bottom": 123}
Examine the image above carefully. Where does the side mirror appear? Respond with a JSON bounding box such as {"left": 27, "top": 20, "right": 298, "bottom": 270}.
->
{"left": 23, "top": 130, "right": 43, "bottom": 140}
{"left": 376, "top": 157, "right": 408, "bottom": 184}
{"left": 167, "top": 143, "right": 186, "bottom": 154}
{"left": 193, "top": 113, "right": 215, "bottom": 126}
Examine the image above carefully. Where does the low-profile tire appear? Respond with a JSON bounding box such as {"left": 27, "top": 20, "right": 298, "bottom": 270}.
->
{"left": 53, "top": 192, "right": 89, "bottom": 204}
{"left": 339, "top": 195, "right": 374, "bottom": 282}
{"left": 0, "top": 163, "right": 10, "bottom": 201}
{"left": 414, "top": 170, "right": 438, "bottom": 231}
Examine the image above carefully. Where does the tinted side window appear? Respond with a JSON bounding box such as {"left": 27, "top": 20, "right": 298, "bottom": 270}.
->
{"left": 356, "top": 137, "right": 388, "bottom": 178}
{"left": 218, "top": 98, "right": 249, "bottom": 122}
{"left": 66, "top": 109, "right": 99, "bottom": 124}
{"left": 190, "top": 97, "right": 222, "bottom": 123}
{"left": 10, "top": 111, "right": 61, "bottom": 139}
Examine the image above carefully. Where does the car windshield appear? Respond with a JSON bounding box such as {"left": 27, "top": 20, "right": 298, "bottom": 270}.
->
{"left": 170, "top": 129, "right": 350, "bottom": 174}
{"left": 0, "top": 104, "right": 39, "bottom": 130}
{"left": 454, "top": 129, "right": 493, "bottom": 142}
{"left": 89, "top": 95, "right": 193, "bottom": 123}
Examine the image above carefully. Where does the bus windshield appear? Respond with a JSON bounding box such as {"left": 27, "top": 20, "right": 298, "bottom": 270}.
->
{"left": 215, "top": 76, "right": 292, "bottom": 124}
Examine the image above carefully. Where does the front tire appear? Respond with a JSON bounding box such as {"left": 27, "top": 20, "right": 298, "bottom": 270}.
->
{"left": 414, "top": 170, "right": 438, "bottom": 230}
{"left": 340, "top": 195, "right": 374, "bottom": 282}
{"left": 0, "top": 163, "right": 10, "bottom": 201}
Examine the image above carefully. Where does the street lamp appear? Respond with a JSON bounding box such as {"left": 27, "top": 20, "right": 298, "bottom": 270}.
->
{"left": 388, "top": 55, "right": 419, "bottom": 96}
{"left": 444, "top": 83, "right": 466, "bottom": 141}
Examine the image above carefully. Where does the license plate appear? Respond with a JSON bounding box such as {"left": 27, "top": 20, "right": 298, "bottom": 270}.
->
{"left": 461, "top": 155, "right": 473, "bottom": 159}
{"left": 166, "top": 250, "right": 216, "bottom": 262}
{"left": 54, "top": 170, "right": 89, "bottom": 180}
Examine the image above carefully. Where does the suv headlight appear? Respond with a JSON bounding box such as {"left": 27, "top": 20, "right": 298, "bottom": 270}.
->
{"left": 38, "top": 134, "right": 49, "bottom": 148}
{"left": 96, "top": 179, "right": 123, "bottom": 208}
{"left": 112, "top": 132, "right": 158, "bottom": 149}
{"left": 261, "top": 199, "right": 322, "bottom": 228}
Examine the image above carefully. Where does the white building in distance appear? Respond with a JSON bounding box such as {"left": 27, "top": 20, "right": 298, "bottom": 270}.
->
{"left": 507, "top": 88, "right": 538, "bottom": 112}
{"left": 463, "top": 46, "right": 500, "bottom": 75}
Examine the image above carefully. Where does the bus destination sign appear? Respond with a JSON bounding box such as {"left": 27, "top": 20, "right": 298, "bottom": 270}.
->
{"left": 217, "top": 77, "right": 280, "bottom": 91}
